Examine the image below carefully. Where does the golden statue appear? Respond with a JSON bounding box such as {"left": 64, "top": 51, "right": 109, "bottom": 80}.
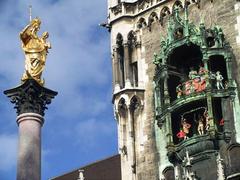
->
{"left": 20, "top": 17, "right": 51, "bottom": 86}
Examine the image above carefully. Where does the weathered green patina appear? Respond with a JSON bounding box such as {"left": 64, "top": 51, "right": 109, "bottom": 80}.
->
{"left": 153, "top": 6, "right": 237, "bottom": 162}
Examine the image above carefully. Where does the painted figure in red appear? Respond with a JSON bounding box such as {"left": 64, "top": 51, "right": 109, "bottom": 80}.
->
{"left": 184, "top": 81, "right": 192, "bottom": 95}
{"left": 181, "top": 118, "right": 191, "bottom": 139}
{"left": 177, "top": 129, "right": 186, "bottom": 139}
{"left": 219, "top": 118, "right": 224, "bottom": 126}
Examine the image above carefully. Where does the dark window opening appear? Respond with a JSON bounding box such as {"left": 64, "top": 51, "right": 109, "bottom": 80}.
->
{"left": 206, "top": 29, "right": 215, "bottom": 47}
{"left": 168, "top": 75, "right": 181, "bottom": 102}
{"left": 172, "top": 1, "right": 183, "bottom": 11}
{"left": 174, "top": 27, "right": 184, "bottom": 40}
{"left": 171, "top": 98, "right": 224, "bottom": 144}
{"left": 208, "top": 55, "right": 228, "bottom": 89}
{"left": 116, "top": 34, "right": 125, "bottom": 89}
{"left": 118, "top": 46, "right": 125, "bottom": 88}
{"left": 131, "top": 62, "right": 138, "bottom": 87}
{"left": 118, "top": 98, "right": 127, "bottom": 118}
{"left": 167, "top": 44, "right": 203, "bottom": 102}
{"left": 171, "top": 99, "right": 207, "bottom": 144}
{"left": 213, "top": 98, "right": 223, "bottom": 132}
{"left": 128, "top": 31, "right": 138, "bottom": 87}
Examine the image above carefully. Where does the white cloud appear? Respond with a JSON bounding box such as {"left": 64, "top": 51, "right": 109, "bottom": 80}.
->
{"left": 0, "top": 134, "right": 17, "bottom": 171}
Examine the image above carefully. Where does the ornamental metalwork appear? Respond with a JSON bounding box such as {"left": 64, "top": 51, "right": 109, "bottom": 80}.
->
{"left": 153, "top": 6, "right": 237, "bottom": 173}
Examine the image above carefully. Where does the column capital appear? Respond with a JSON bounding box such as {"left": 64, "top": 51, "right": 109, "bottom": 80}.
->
{"left": 112, "top": 45, "right": 118, "bottom": 51}
{"left": 135, "top": 41, "right": 141, "bottom": 48}
{"left": 225, "top": 55, "right": 232, "bottom": 61}
{"left": 202, "top": 57, "right": 209, "bottom": 62}
{"left": 4, "top": 79, "right": 57, "bottom": 116}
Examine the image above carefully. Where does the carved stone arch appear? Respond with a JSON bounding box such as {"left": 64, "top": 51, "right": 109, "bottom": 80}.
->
{"left": 160, "top": 6, "right": 171, "bottom": 26}
{"left": 137, "top": 17, "right": 147, "bottom": 29}
{"left": 184, "top": 0, "right": 191, "bottom": 8}
{"left": 138, "top": 0, "right": 151, "bottom": 11}
{"left": 117, "top": 97, "right": 128, "bottom": 156}
{"left": 162, "top": 166, "right": 175, "bottom": 180}
{"left": 118, "top": 97, "right": 128, "bottom": 118}
{"left": 127, "top": 30, "right": 139, "bottom": 87}
{"left": 172, "top": 0, "right": 184, "bottom": 12}
{"left": 127, "top": 30, "right": 137, "bottom": 47}
{"left": 129, "top": 95, "right": 143, "bottom": 144}
{"left": 129, "top": 95, "right": 142, "bottom": 115}
{"left": 148, "top": 11, "right": 159, "bottom": 28}
{"left": 190, "top": 0, "right": 201, "bottom": 9}
{"left": 226, "top": 143, "right": 240, "bottom": 177}
{"left": 116, "top": 33, "right": 123, "bottom": 46}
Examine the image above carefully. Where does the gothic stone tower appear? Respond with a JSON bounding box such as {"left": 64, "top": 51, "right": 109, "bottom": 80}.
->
{"left": 108, "top": 0, "right": 240, "bottom": 180}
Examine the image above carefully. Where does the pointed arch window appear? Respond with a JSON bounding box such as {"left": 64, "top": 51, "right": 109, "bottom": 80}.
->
{"left": 127, "top": 31, "right": 139, "bottom": 87}
{"left": 118, "top": 98, "right": 128, "bottom": 155}
{"left": 172, "top": 1, "right": 183, "bottom": 12}
{"left": 116, "top": 33, "right": 125, "bottom": 88}
{"left": 160, "top": 6, "right": 170, "bottom": 25}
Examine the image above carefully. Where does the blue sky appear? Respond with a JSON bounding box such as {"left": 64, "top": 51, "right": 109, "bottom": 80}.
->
{"left": 0, "top": 0, "right": 118, "bottom": 179}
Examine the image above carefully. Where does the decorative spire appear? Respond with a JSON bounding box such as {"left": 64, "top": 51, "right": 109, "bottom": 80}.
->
{"left": 182, "top": 151, "right": 198, "bottom": 180}
{"left": 29, "top": 5, "right": 32, "bottom": 22}
{"left": 77, "top": 170, "right": 85, "bottom": 180}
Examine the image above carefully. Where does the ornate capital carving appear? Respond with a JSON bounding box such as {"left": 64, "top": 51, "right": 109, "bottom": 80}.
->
{"left": 4, "top": 79, "right": 57, "bottom": 116}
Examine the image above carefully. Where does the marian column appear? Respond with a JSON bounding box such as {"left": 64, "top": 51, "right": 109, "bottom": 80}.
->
{"left": 4, "top": 18, "right": 57, "bottom": 180}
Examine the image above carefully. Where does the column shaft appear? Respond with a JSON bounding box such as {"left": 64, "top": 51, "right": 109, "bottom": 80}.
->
{"left": 124, "top": 43, "right": 131, "bottom": 87}
{"left": 17, "top": 113, "right": 43, "bottom": 180}
{"left": 113, "top": 48, "right": 120, "bottom": 91}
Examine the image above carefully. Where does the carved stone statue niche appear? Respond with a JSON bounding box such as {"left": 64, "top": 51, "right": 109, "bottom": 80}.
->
{"left": 20, "top": 18, "right": 51, "bottom": 86}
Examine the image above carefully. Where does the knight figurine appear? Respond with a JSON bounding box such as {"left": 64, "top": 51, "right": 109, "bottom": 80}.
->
{"left": 215, "top": 71, "right": 224, "bottom": 90}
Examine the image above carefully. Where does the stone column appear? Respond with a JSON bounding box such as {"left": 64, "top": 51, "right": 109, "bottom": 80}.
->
{"left": 17, "top": 113, "right": 43, "bottom": 180}
{"left": 221, "top": 97, "right": 234, "bottom": 142}
{"left": 4, "top": 79, "right": 57, "bottom": 180}
{"left": 203, "top": 56, "right": 215, "bottom": 136}
{"left": 225, "top": 56, "right": 233, "bottom": 87}
{"left": 163, "top": 76, "right": 173, "bottom": 145}
{"left": 136, "top": 42, "right": 143, "bottom": 88}
{"left": 113, "top": 47, "right": 120, "bottom": 92}
{"left": 123, "top": 42, "right": 131, "bottom": 87}
{"left": 127, "top": 105, "right": 136, "bottom": 180}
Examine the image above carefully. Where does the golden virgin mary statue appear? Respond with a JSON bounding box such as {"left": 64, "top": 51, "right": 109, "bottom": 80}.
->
{"left": 20, "top": 18, "right": 51, "bottom": 86}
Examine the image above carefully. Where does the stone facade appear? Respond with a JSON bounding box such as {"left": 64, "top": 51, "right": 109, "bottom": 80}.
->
{"left": 108, "top": 0, "right": 240, "bottom": 180}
